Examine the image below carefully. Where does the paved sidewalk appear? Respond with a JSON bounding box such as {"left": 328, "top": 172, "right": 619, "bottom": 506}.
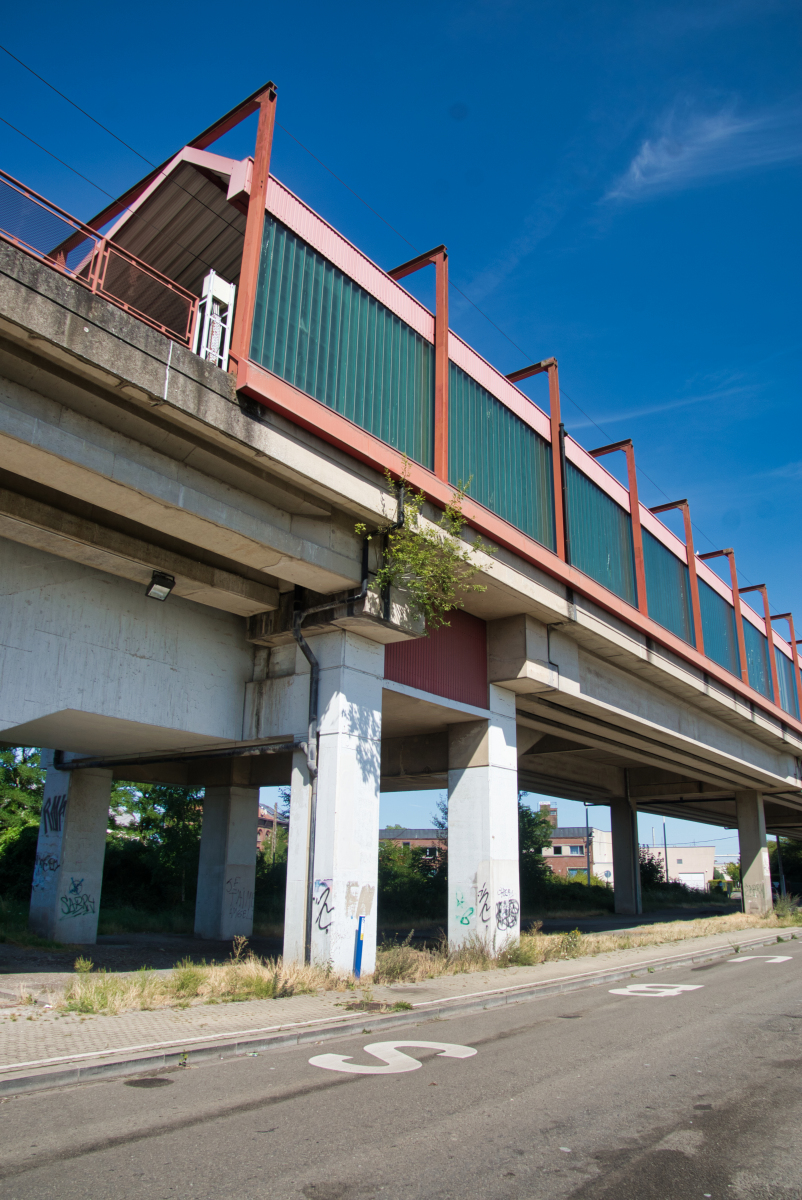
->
{"left": 0, "top": 921, "right": 792, "bottom": 1095}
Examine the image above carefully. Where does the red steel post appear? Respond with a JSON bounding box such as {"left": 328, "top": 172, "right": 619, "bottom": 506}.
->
{"left": 771, "top": 614, "right": 801, "bottom": 714}
{"left": 589, "top": 439, "right": 648, "bottom": 616}
{"left": 504, "top": 357, "right": 565, "bottom": 561}
{"left": 434, "top": 250, "right": 449, "bottom": 482}
{"left": 740, "top": 585, "right": 782, "bottom": 708}
{"left": 699, "top": 549, "right": 749, "bottom": 685}
{"left": 649, "top": 499, "right": 704, "bottom": 655}
{"left": 228, "top": 82, "right": 278, "bottom": 374}
{"left": 388, "top": 245, "right": 449, "bottom": 482}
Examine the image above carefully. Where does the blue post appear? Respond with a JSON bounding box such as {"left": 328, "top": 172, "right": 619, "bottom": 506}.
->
{"left": 353, "top": 915, "right": 365, "bottom": 979}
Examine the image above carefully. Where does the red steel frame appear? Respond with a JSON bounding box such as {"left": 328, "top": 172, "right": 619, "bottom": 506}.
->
{"left": 6, "top": 78, "right": 801, "bottom": 740}
{"left": 739, "top": 585, "right": 782, "bottom": 709}
{"left": 770, "top": 613, "right": 801, "bottom": 713}
{"left": 649, "top": 499, "right": 704, "bottom": 655}
{"left": 588, "top": 439, "right": 648, "bottom": 616}
{"left": 0, "top": 169, "right": 198, "bottom": 345}
{"left": 235, "top": 354, "right": 802, "bottom": 737}
{"left": 698, "top": 549, "right": 750, "bottom": 687}
{"left": 228, "top": 82, "right": 278, "bottom": 372}
{"left": 388, "top": 246, "right": 449, "bottom": 482}
{"left": 505, "top": 357, "right": 566, "bottom": 561}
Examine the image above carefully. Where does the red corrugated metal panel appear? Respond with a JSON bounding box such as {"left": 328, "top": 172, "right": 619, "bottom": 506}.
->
{"left": 385, "top": 610, "right": 488, "bottom": 708}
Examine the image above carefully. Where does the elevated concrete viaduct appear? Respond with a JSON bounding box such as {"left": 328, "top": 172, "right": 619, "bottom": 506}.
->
{"left": 1, "top": 89, "right": 800, "bottom": 970}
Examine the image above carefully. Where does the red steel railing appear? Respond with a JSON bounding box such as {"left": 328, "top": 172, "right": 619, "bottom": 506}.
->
{"left": 0, "top": 168, "right": 198, "bottom": 346}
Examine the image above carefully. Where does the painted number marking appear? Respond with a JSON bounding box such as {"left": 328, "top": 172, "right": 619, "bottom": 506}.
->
{"left": 610, "top": 983, "right": 704, "bottom": 997}
{"left": 727, "top": 955, "right": 792, "bottom": 963}
{"left": 309, "top": 1040, "right": 477, "bottom": 1075}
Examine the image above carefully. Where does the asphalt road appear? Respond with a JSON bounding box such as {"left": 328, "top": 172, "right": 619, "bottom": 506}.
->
{"left": 1, "top": 940, "right": 800, "bottom": 1199}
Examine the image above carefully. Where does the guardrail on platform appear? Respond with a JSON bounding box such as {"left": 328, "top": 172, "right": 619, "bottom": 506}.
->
{"left": 0, "top": 168, "right": 198, "bottom": 346}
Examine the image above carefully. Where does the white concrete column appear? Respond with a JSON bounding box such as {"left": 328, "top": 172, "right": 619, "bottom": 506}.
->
{"left": 29, "top": 756, "right": 113, "bottom": 944}
{"left": 447, "top": 684, "right": 520, "bottom": 950}
{"left": 283, "top": 748, "right": 312, "bottom": 964}
{"left": 194, "top": 786, "right": 260, "bottom": 939}
{"left": 283, "top": 630, "right": 384, "bottom": 973}
{"left": 610, "top": 795, "right": 642, "bottom": 916}
{"left": 736, "top": 791, "right": 772, "bottom": 914}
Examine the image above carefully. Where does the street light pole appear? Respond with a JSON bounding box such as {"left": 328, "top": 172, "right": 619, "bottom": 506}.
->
{"left": 584, "top": 803, "right": 593, "bottom": 887}
{"left": 663, "top": 820, "right": 670, "bottom": 885}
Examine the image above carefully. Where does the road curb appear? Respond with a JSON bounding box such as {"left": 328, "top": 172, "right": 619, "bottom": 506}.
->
{"left": 0, "top": 929, "right": 792, "bottom": 1096}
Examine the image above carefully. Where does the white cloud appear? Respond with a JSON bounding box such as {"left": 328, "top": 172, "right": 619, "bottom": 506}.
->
{"left": 566, "top": 384, "right": 755, "bottom": 430}
{"left": 606, "top": 101, "right": 802, "bottom": 201}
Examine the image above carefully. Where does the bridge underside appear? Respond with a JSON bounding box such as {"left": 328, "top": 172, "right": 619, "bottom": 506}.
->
{"left": 7, "top": 687, "right": 801, "bottom": 840}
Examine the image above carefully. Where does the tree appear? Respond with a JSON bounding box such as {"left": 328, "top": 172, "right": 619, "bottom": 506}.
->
{"left": 356, "top": 461, "right": 492, "bottom": 630}
{"left": 726, "top": 861, "right": 742, "bottom": 886}
{"left": 639, "top": 847, "right": 665, "bottom": 888}
{"left": 0, "top": 748, "right": 46, "bottom": 830}
{"left": 518, "top": 793, "right": 554, "bottom": 895}
{"left": 110, "top": 783, "right": 204, "bottom": 904}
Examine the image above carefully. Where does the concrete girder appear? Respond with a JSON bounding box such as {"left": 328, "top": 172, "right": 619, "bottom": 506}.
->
{"left": 0, "top": 485, "right": 279, "bottom": 616}
{"left": 0, "top": 245, "right": 398, "bottom": 525}
{"left": 517, "top": 697, "right": 802, "bottom": 798}
{"left": 0, "top": 415, "right": 359, "bottom": 594}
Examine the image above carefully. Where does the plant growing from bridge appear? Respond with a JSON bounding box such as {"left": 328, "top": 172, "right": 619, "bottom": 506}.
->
{"left": 355, "top": 460, "right": 491, "bottom": 630}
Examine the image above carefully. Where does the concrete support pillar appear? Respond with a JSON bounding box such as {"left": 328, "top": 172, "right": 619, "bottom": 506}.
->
{"left": 194, "top": 787, "right": 260, "bottom": 939}
{"left": 447, "top": 684, "right": 520, "bottom": 949}
{"left": 283, "top": 748, "right": 312, "bottom": 966}
{"left": 736, "top": 791, "right": 772, "bottom": 914}
{"left": 29, "top": 756, "right": 112, "bottom": 944}
{"left": 283, "top": 631, "right": 384, "bottom": 974}
{"left": 610, "top": 795, "right": 642, "bottom": 916}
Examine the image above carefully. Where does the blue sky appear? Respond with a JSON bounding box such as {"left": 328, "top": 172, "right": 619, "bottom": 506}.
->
{"left": 1, "top": 0, "right": 799, "bottom": 854}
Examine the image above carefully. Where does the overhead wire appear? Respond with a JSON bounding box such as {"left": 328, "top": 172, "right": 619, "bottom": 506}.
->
{"left": 0, "top": 43, "right": 249, "bottom": 259}
{"left": 0, "top": 48, "right": 753, "bottom": 578}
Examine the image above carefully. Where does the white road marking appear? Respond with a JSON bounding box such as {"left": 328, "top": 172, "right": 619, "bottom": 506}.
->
{"left": 309, "top": 1040, "right": 477, "bottom": 1075}
{"left": 727, "top": 955, "right": 792, "bottom": 963}
{"left": 609, "top": 983, "right": 704, "bottom": 997}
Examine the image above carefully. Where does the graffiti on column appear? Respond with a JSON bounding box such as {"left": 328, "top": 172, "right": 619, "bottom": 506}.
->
{"left": 455, "top": 891, "right": 474, "bottom": 926}
{"left": 59, "top": 876, "right": 95, "bottom": 919}
{"left": 32, "top": 852, "right": 60, "bottom": 890}
{"left": 313, "top": 878, "right": 334, "bottom": 932}
{"left": 495, "top": 898, "right": 520, "bottom": 930}
{"left": 225, "top": 875, "right": 254, "bottom": 920}
{"left": 477, "top": 882, "right": 491, "bottom": 925}
{"left": 42, "top": 793, "right": 68, "bottom": 834}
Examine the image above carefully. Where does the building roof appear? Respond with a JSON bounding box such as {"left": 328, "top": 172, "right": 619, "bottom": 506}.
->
{"left": 552, "top": 827, "right": 592, "bottom": 838}
{"left": 379, "top": 828, "right": 442, "bottom": 840}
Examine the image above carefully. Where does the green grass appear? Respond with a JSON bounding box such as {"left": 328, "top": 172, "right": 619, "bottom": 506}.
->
{"left": 0, "top": 897, "right": 76, "bottom": 950}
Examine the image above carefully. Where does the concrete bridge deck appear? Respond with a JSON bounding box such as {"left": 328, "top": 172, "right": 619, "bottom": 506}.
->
{"left": 1, "top": 86, "right": 800, "bottom": 971}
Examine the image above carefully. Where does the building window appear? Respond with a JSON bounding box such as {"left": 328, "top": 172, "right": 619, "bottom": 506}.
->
{"left": 553, "top": 846, "right": 563, "bottom": 855}
{"left": 569, "top": 845, "right": 583, "bottom": 855}
{"left": 677, "top": 858, "right": 683, "bottom": 864}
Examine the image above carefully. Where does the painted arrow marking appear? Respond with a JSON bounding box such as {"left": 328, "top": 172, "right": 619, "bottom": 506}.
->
{"left": 309, "top": 1040, "right": 477, "bottom": 1075}
{"left": 609, "top": 983, "right": 704, "bottom": 997}
{"left": 727, "top": 955, "right": 792, "bottom": 963}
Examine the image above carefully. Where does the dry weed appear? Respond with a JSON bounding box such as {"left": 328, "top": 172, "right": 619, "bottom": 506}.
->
{"left": 52, "top": 912, "right": 798, "bottom": 1015}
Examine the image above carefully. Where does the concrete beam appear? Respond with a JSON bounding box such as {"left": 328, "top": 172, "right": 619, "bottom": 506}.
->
{"left": 0, "top": 487, "right": 279, "bottom": 616}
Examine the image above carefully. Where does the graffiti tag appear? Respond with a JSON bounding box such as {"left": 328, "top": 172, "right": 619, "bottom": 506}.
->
{"left": 313, "top": 878, "right": 334, "bottom": 933}
{"left": 32, "top": 852, "right": 60, "bottom": 890}
{"left": 455, "top": 891, "right": 474, "bottom": 927}
{"left": 225, "top": 875, "right": 254, "bottom": 921}
{"left": 42, "top": 793, "right": 68, "bottom": 834}
{"left": 477, "top": 882, "right": 491, "bottom": 925}
{"left": 59, "top": 877, "right": 95, "bottom": 920}
{"left": 495, "top": 898, "right": 520, "bottom": 931}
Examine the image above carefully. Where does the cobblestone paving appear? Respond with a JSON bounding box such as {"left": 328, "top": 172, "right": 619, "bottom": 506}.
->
{"left": 0, "top": 925, "right": 781, "bottom": 1073}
